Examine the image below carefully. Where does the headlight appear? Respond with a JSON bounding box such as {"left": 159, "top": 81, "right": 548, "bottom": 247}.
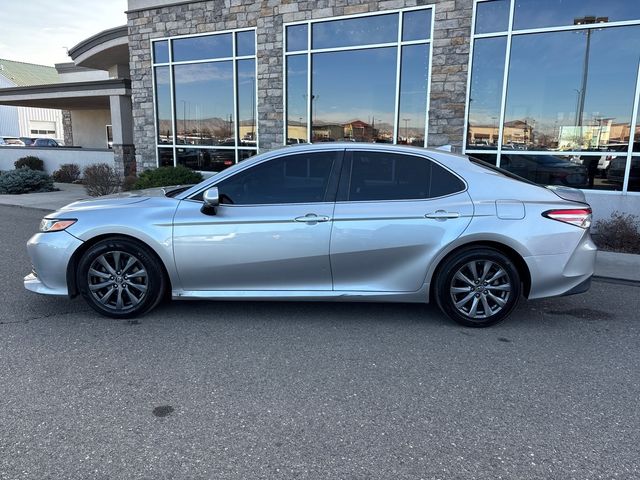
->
{"left": 40, "top": 218, "right": 77, "bottom": 232}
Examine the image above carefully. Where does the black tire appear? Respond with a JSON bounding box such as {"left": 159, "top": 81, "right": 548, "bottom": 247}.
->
{"left": 435, "top": 247, "right": 521, "bottom": 328}
{"left": 77, "top": 237, "right": 166, "bottom": 319}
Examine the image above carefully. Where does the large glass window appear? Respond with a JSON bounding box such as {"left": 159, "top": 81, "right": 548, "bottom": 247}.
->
{"left": 513, "top": 0, "right": 640, "bottom": 31}
{"left": 465, "top": 1, "right": 640, "bottom": 193}
{"left": 313, "top": 48, "right": 397, "bottom": 143}
{"left": 475, "top": 0, "right": 509, "bottom": 34}
{"left": 504, "top": 26, "right": 640, "bottom": 153}
{"left": 151, "top": 29, "right": 257, "bottom": 171}
{"left": 285, "top": 8, "right": 433, "bottom": 146}
{"left": 467, "top": 37, "right": 507, "bottom": 149}
{"left": 312, "top": 14, "right": 398, "bottom": 49}
{"left": 154, "top": 66, "right": 173, "bottom": 144}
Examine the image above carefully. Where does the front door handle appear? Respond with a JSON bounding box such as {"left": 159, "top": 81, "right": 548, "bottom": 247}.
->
{"left": 425, "top": 210, "right": 460, "bottom": 220}
{"left": 294, "top": 214, "right": 331, "bottom": 223}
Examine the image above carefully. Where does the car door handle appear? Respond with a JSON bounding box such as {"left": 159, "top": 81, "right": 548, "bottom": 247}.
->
{"left": 294, "top": 214, "right": 331, "bottom": 223}
{"left": 425, "top": 210, "right": 460, "bottom": 220}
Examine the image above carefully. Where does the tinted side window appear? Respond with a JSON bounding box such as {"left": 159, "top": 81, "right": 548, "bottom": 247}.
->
{"left": 216, "top": 151, "right": 338, "bottom": 205}
{"left": 430, "top": 162, "right": 466, "bottom": 197}
{"left": 344, "top": 151, "right": 463, "bottom": 201}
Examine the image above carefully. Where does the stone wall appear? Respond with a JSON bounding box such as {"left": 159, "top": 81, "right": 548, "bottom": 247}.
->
{"left": 62, "top": 110, "right": 73, "bottom": 147}
{"left": 127, "top": 0, "right": 473, "bottom": 170}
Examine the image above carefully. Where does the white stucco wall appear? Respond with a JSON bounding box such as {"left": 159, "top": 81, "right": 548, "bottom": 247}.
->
{"left": 585, "top": 192, "right": 640, "bottom": 224}
{"left": 0, "top": 146, "right": 114, "bottom": 174}
{"left": 71, "top": 109, "right": 111, "bottom": 148}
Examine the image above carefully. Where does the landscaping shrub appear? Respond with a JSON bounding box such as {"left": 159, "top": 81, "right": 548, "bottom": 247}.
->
{"left": 0, "top": 168, "right": 55, "bottom": 194}
{"left": 133, "top": 165, "right": 203, "bottom": 190}
{"left": 52, "top": 163, "right": 81, "bottom": 183}
{"left": 14, "top": 156, "right": 44, "bottom": 171}
{"left": 83, "top": 163, "right": 121, "bottom": 197}
{"left": 594, "top": 211, "right": 640, "bottom": 254}
{"left": 122, "top": 175, "right": 139, "bottom": 192}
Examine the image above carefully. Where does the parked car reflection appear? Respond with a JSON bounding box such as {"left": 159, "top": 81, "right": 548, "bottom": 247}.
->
{"left": 500, "top": 154, "right": 589, "bottom": 188}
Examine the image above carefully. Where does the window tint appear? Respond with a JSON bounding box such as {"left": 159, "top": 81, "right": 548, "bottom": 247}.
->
{"left": 344, "top": 151, "right": 463, "bottom": 201}
{"left": 430, "top": 162, "right": 466, "bottom": 197}
{"left": 216, "top": 152, "right": 338, "bottom": 205}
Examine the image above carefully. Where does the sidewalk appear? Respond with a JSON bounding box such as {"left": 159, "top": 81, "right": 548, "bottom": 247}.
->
{"left": 0, "top": 185, "right": 638, "bottom": 283}
{"left": 0, "top": 183, "right": 89, "bottom": 211}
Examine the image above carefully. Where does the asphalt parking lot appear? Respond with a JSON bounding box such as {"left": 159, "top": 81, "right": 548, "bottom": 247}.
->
{"left": 1, "top": 205, "right": 639, "bottom": 479}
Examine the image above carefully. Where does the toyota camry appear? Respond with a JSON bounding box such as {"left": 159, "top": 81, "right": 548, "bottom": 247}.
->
{"left": 24, "top": 143, "right": 597, "bottom": 327}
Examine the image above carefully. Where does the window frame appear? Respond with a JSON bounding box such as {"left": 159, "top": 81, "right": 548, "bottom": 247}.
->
{"left": 151, "top": 27, "right": 258, "bottom": 171}
{"left": 464, "top": 0, "right": 640, "bottom": 195}
{"left": 336, "top": 150, "right": 467, "bottom": 203}
{"left": 283, "top": 6, "right": 435, "bottom": 147}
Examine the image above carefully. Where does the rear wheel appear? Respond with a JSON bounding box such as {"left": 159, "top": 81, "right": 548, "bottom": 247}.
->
{"left": 77, "top": 238, "right": 166, "bottom": 318}
{"left": 435, "top": 248, "right": 521, "bottom": 327}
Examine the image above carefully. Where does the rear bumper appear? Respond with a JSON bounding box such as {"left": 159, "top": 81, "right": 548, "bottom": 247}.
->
{"left": 559, "top": 276, "right": 591, "bottom": 297}
{"left": 24, "top": 231, "right": 83, "bottom": 297}
{"left": 525, "top": 230, "right": 597, "bottom": 299}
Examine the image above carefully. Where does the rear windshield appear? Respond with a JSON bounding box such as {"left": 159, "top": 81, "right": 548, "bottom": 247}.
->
{"left": 468, "top": 156, "right": 540, "bottom": 188}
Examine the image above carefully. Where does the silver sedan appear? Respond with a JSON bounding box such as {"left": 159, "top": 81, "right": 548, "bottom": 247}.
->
{"left": 24, "top": 144, "right": 596, "bottom": 327}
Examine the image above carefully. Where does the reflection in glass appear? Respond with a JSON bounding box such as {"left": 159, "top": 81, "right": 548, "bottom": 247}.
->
{"left": 402, "top": 9, "right": 432, "bottom": 41}
{"left": 174, "top": 62, "right": 235, "bottom": 146}
{"left": 158, "top": 148, "right": 174, "bottom": 167}
{"left": 500, "top": 154, "right": 593, "bottom": 188}
{"left": 286, "top": 55, "right": 308, "bottom": 143}
{"left": 312, "top": 14, "right": 398, "bottom": 49}
{"left": 286, "top": 24, "right": 308, "bottom": 52}
{"left": 398, "top": 44, "right": 429, "bottom": 146}
{"left": 154, "top": 67, "right": 173, "bottom": 144}
{"left": 475, "top": 0, "right": 509, "bottom": 34}
{"left": 467, "top": 37, "right": 506, "bottom": 149}
{"left": 312, "top": 47, "right": 397, "bottom": 143}
{"left": 236, "top": 30, "right": 255, "bottom": 56}
{"left": 627, "top": 157, "right": 640, "bottom": 191}
{"left": 238, "top": 149, "right": 258, "bottom": 162}
{"left": 514, "top": 0, "right": 640, "bottom": 31}
{"left": 176, "top": 147, "right": 237, "bottom": 172}
{"left": 237, "top": 59, "right": 256, "bottom": 144}
{"left": 635, "top": 103, "right": 640, "bottom": 152}
{"left": 504, "top": 26, "right": 640, "bottom": 152}
{"left": 469, "top": 153, "right": 497, "bottom": 166}
{"left": 172, "top": 33, "right": 233, "bottom": 62}
{"left": 607, "top": 156, "right": 636, "bottom": 190}
{"left": 153, "top": 41, "right": 169, "bottom": 63}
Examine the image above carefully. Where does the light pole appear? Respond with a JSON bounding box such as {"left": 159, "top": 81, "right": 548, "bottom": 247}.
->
{"left": 573, "top": 16, "right": 608, "bottom": 144}
{"left": 403, "top": 118, "right": 410, "bottom": 143}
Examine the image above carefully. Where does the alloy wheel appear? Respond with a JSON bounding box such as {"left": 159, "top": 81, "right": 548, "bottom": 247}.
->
{"left": 87, "top": 250, "right": 149, "bottom": 312}
{"left": 449, "top": 260, "right": 512, "bottom": 320}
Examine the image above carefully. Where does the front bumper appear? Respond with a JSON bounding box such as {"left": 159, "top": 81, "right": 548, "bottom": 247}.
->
{"left": 24, "top": 231, "right": 84, "bottom": 296}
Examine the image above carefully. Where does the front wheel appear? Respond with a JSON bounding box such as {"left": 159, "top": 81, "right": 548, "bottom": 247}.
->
{"left": 77, "top": 238, "right": 166, "bottom": 319}
{"left": 435, "top": 248, "right": 521, "bottom": 328}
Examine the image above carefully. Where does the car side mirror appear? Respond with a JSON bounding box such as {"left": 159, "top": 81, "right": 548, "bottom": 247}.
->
{"left": 201, "top": 187, "right": 219, "bottom": 215}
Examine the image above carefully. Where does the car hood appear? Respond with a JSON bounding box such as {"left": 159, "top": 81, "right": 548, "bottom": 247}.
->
{"left": 56, "top": 187, "right": 178, "bottom": 213}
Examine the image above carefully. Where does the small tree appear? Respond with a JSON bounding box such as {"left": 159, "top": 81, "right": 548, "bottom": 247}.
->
{"left": 83, "top": 163, "right": 121, "bottom": 197}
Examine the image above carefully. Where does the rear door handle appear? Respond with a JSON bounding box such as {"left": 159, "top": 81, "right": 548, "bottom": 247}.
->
{"left": 294, "top": 214, "right": 331, "bottom": 223}
{"left": 425, "top": 210, "right": 460, "bottom": 220}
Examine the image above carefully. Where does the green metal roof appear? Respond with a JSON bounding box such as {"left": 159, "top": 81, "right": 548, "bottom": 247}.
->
{"left": 0, "top": 58, "right": 59, "bottom": 87}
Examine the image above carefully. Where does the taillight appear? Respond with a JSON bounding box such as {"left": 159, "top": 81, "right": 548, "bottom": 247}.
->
{"left": 542, "top": 208, "right": 592, "bottom": 229}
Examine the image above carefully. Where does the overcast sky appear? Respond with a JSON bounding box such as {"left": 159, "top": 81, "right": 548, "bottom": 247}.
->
{"left": 0, "top": 0, "right": 128, "bottom": 66}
